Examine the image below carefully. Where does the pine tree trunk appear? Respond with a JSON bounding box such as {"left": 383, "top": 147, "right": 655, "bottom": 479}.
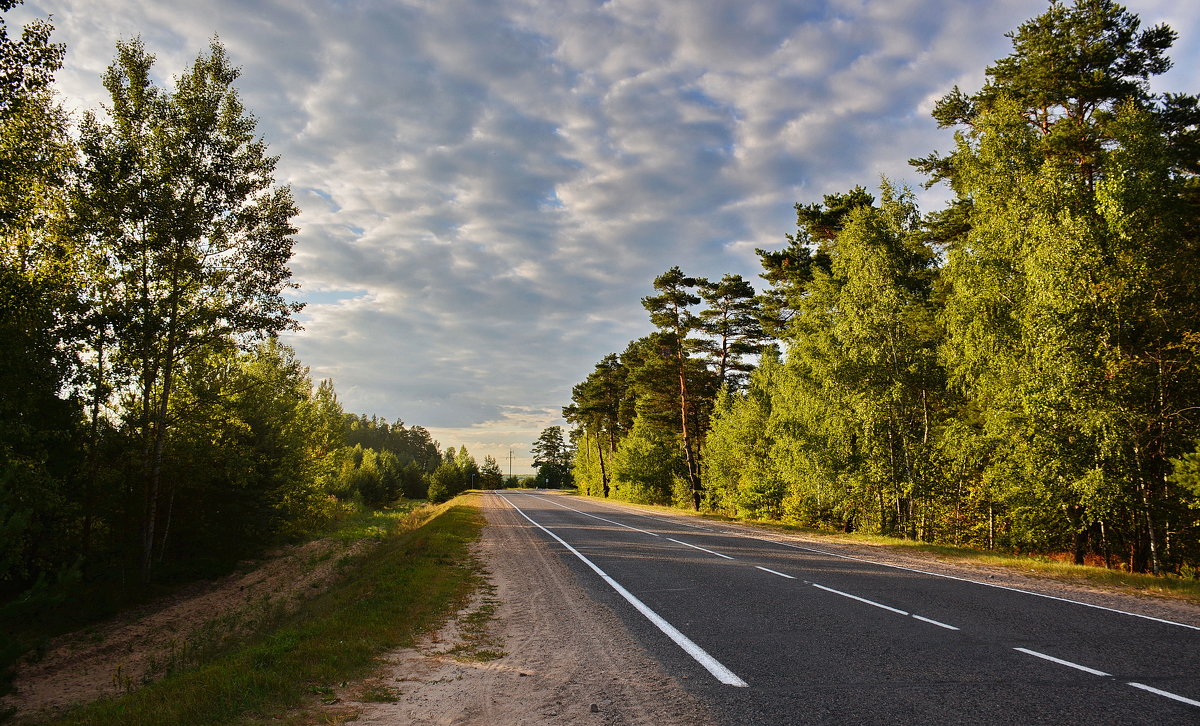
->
{"left": 676, "top": 349, "right": 700, "bottom": 510}
{"left": 595, "top": 432, "right": 609, "bottom": 497}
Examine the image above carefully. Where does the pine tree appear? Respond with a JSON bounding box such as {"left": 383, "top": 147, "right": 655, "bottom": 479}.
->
{"left": 917, "top": 0, "right": 1200, "bottom": 571}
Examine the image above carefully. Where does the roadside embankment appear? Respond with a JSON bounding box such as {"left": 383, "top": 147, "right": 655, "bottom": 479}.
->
{"left": 5, "top": 496, "right": 485, "bottom": 726}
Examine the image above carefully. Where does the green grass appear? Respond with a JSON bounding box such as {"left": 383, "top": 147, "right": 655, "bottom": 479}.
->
{"left": 577, "top": 493, "right": 1200, "bottom": 604}
{"left": 39, "top": 494, "right": 486, "bottom": 726}
{"left": 327, "top": 499, "right": 432, "bottom": 541}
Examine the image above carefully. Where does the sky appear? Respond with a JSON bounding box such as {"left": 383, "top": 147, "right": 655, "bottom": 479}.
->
{"left": 12, "top": 0, "right": 1200, "bottom": 473}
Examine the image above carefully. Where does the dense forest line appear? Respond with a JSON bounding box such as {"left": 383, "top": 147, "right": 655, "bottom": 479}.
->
{"left": 567, "top": 0, "right": 1200, "bottom": 576}
{"left": 0, "top": 0, "right": 511, "bottom": 641}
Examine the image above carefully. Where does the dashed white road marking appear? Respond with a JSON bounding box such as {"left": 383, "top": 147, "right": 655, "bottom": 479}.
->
{"left": 911, "top": 614, "right": 960, "bottom": 630}
{"left": 552, "top": 493, "right": 1200, "bottom": 633}
{"left": 755, "top": 566, "right": 796, "bottom": 579}
{"left": 667, "top": 537, "right": 734, "bottom": 559}
{"left": 737, "top": 534, "right": 1200, "bottom": 632}
{"left": 812, "top": 583, "right": 909, "bottom": 615}
{"left": 497, "top": 494, "right": 748, "bottom": 688}
{"left": 525, "top": 493, "right": 661, "bottom": 537}
{"left": 516, "top": 493, "right": 1200, "bottom": 709}
{"left": 1013, "top": 648, "right": 1111, "bottom": 676}
{"left": 585, "top": 498, "right": 712, "bottom": 530}
{"left": 1127, "top": 682, "right": 1200, "bottom": 708}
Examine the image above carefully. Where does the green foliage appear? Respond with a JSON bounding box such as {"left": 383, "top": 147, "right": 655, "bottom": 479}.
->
{"left": 0, "top": 10, "right": 475, "bottom": 695}
{"left": 577, "top": 2, "right": 1200, "bottom": 578}
{"left": 563, "top": 354, "right": 626, "bottom": 496}
{"left": 697, "top": 274, "right": 766, "bottom": 391}
{"left": 925, "top": 0, "right": 1200, "bottom": 572}
{"left": 478, "top": 455, "right": 503, "bottom": 490}
{"left": 702, "top": 353, "right": 782, "bottom": 519}
{"left": 570, "top": 430, "right": 607, "bottom": 497}
{"left": 609, "top": 417, "right": 682, "bottom": 506}
{"left": 71, "top": 37, "right": 304, "bottom": 582}
{"left": 531, "top": 426, "right": 573, "bottom": 488}
{"left": 0, "top": 0, "right": 84, "bottom": 602}
{"left": 427, "top": 461, "right": 459, "bottom": 504}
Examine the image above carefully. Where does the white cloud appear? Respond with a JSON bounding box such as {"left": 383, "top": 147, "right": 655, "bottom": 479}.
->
{"left": 15, "top": 0, "right": 1199, "bottom": 470}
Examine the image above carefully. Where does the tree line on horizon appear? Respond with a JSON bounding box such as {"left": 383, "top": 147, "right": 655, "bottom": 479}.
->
{"left": 566, "top": 0, "right": 1200, "bottom": 576}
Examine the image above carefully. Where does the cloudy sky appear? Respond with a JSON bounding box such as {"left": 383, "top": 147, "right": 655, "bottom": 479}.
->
{"left": 14, "top": 0, "right": 1200, "bottom": 472}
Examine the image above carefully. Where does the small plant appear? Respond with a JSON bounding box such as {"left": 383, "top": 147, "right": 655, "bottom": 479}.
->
{"left": 309, "top": 684, "right": 339, "bottom": 704}
{"left": 462, "top": 648, "right": 506, "bottom": 662}
{"left": 359, "top": 683, "right": 401, "bottom": 703}
{"left": 110, "top": 664, "right": 134, "bottom": 694}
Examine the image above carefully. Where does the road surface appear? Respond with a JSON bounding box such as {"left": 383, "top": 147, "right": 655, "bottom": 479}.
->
{"left": 491, "top": 490, "right": 1200, "bottom": 725}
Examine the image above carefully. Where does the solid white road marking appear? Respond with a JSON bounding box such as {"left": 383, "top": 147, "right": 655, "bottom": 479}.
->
{"left": 1127, "top": 682, "right": 1200, "bottom": 708}
{"left": 911, "top": 614, "right": 960, "bottom": 630}
{"left": 811, "top": 583, "right": 909, "bottom": 615}
{"left": 667, "top": 537, "right": 734, "bottom": 559}
{"left": 755, "top": 566, "right": 796, "bottom": 579}
{"left": 498, "top": 494, "right": 748, "bottom": 687}
{"left": 1013, "top": 648, "right": 1111, "bottom": 676}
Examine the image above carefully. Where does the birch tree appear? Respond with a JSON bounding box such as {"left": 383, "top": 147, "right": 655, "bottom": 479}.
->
{"left": 77, "top": 39, "right": 301, "bottom": 582}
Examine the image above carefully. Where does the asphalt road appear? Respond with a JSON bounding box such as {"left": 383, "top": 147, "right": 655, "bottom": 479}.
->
{"left": 490, "top": 491, "right": 1200, "bottom": 725}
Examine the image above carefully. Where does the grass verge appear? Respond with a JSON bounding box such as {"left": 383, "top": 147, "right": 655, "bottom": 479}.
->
{"left": 39, "top": 494, "right": 485, "bottom": 726}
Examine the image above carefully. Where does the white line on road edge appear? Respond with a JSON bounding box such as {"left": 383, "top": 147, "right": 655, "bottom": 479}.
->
{"left": 1013, "top": 648, "right": 1111, "bottom": 676}
{"left": 755, "top": 566, "right": 796, "bottom": 579}
{"left": 911, "top": 614, "right": 960, "bottom": 630}
{"left": 497, "top": 494, "right": 749, "bottom": 687}
{"left": 812, "top": 583, "right": 910, "bottom": 615}
{"left": 577, "top": 495, "right": 1200, "bottom": 633}
{"left": 525, "top": 494, "right": 662, "bottom": 537}
{"left": 742, "top": 536, "right": 1200, "bottom": 632}
{"left": 667, "top": 538, "right": 734, "bottom": 559}
{"left": 1127, "top": 682, "right": 1200, "bottom": 708}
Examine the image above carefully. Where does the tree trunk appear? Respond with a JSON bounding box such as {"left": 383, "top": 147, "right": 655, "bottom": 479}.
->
{"left": 988, "top": 501, "right": 995, "bottom": 551}
{"left": 595, "top": 431, "right": 609, "bottom": 497}
{"left": 142, "top": 263, "right": 182, "bottom": 584}
{"left": 1099, "top": 519, "right": 1111, "bottom": 569}
{"left": 157, "top": 476, "right": 176, "bottom": 564}
{"left": 82, "top": 326, "right": 105, "bottom": 575}
{"left": 1140, "top": 479, "right": 1161, "bottom": 575}
{"left": 676, "top": 348, "right": 701, "bottom": 510}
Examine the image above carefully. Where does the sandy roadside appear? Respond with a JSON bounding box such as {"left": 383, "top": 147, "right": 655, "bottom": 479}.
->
{"left": 327, "top": 493, "right": 718, "bottom": 726}
{"left": 1, "top": 536, "right": 376, "bottom": 722}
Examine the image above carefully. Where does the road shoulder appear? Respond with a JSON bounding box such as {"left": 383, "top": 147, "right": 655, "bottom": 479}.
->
{"left": 333, "top": 493, "right": 717, "bottom": 726}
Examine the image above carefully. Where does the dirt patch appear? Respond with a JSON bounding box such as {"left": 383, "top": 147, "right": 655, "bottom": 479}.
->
{"left": 312, "top": 495, "right": 717, "bottom": 726}
{"left": 1, "top": 536, "right": 374, "bottom": 722}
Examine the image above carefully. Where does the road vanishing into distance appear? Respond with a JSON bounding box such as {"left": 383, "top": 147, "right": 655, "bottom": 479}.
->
{"left": 490, "top": 491, "right": 1200, "bottom": 725}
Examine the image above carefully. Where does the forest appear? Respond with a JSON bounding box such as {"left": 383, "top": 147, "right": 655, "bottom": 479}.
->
{"left": 0, "top": 0, "right": 521, "bottom": 648}
{"left": 566, "top": 0, "right": 1200, "bottom": 576}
